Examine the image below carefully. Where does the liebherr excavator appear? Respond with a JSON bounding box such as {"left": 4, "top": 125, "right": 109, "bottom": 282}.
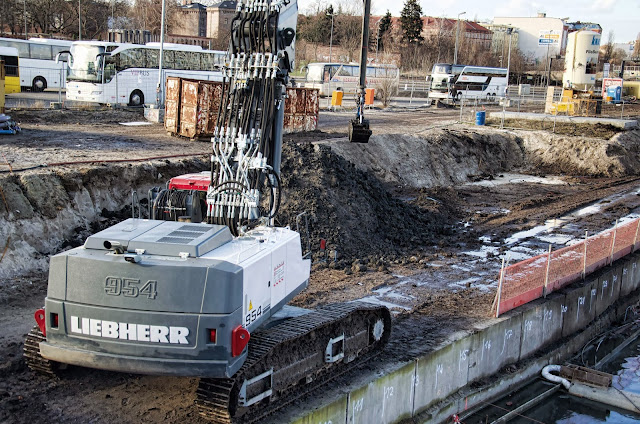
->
{"left": 24, "top": 1, "right": 390, "bottom": 422}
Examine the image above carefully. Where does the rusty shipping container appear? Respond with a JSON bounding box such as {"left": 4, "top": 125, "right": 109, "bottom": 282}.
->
{"left": 283, "top": 87, "right": 319, "bottom": 134}
{"left": 165, "top": 77, "right": 318, "bottom": 138}
{"left": 164, "top": 77, "right": 181, "bottom": 134}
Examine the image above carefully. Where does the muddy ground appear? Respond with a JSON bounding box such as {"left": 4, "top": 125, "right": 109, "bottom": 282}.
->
{"left": 1, "top": 106, "right": 640, "bottom": 423}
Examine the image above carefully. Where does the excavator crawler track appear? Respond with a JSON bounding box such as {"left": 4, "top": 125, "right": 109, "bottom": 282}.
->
{"left": 196, "top": 302, "right": 391, "bottom": 423}
{"left": 23, "top": 325, "right": 63, "bottom": 378}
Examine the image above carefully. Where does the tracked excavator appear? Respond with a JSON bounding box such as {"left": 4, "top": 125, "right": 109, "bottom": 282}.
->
{"left": 24, "top": 1, "right": 390, "bottom": 422}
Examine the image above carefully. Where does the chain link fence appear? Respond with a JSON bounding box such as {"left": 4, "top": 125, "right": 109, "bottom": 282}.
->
{"left": 457, "top": 86, "right": 639, "bottom": 133}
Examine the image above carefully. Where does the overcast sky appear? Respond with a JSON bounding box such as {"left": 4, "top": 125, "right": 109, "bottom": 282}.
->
{"left": 298, "top": 0, "right": 640, "bottom": 43}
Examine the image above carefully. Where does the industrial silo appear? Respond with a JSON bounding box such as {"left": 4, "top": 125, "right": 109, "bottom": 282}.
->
{"left": 563, "top": 30, "right": 601, "bottom": 91}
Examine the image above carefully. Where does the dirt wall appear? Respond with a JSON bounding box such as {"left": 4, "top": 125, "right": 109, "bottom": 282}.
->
{"left": 0, "top": 159, "right": 208, "bottom": 281}
{"left": 519, "top": 129, "right": 640, "bottom": 177}
{"left": 325, "top": 129, "right": 526, "bottom": 188}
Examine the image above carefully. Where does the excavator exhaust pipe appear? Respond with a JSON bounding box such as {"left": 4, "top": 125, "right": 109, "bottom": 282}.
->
{"left": 348, "top": 119, "right": 371, "bottom": 143}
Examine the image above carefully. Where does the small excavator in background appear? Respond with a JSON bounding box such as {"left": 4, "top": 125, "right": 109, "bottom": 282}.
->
{"left": 24, "top": 1, "right": 390, "bottom": 422}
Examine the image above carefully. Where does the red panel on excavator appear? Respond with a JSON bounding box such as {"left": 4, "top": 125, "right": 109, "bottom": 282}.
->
{"left": 168, "top": 173, "right": 211, "bottom": 191}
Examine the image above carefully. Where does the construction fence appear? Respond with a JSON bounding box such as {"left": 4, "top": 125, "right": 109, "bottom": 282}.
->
{"left": 495, "top": 218, "right": 640, "bottom": 317}
{"left": 458, "top": 88, "right": 639, "bottom": 131}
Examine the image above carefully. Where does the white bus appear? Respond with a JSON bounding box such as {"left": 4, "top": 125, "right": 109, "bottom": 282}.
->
{"left": 0, "top": 37, "right": 72, "bottom": 91}
{"left": 427, "top": 63, "right": 466, "bottom": 100}
{"left": 64, "top": 41, "right": 225, "bottom": 106}
{"left": 428, "top": 64, "right": 507, "bottom": 102}
{"left": 302, "top": 62, "right": 399, "bottom": 96}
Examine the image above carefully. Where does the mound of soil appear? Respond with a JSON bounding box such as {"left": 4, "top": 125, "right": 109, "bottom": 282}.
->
{"left": 325, "top": 129, "right": 525, "bottom": 188}
{"left": 519, "top": 129, "right": 640, "bottom": 177}
{"left": 277, "top": 142, "right": 469, "bottom": 268}
{"left": 490, "top": 118, "right": 625, "bottom": 139}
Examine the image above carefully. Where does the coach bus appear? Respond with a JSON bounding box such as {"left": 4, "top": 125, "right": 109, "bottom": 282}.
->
{"left": 0, "top": 46, "right": 20, "bottom": 93}
{"left": 302, "top": 62, "right": 399, "bottom": 96}
{"left": 428, "top": 63, "right": 508, "bottom": 102}
{"left": 63, "top": 41, "right": 225, "bottom": 106}
{"left": 0, "top": 37, "right": 72, "bottom": 91}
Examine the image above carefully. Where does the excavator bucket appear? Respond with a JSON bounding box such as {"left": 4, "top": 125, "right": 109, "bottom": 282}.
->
{"left": 348, "top": 119, "right": 372, "bottom": 143}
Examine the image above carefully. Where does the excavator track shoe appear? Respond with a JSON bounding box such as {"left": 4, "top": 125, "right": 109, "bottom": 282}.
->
{"left": 23, "top": 325, "right": 64, "bottom": 378}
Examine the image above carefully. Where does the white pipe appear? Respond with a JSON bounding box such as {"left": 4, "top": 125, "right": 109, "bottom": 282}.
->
{"left": 542, "top": 365, "right": 571, "bottom": 390}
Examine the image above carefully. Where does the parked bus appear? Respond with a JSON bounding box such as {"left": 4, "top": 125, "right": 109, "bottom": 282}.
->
{"left": 0, "top": 46, "right": 20, "bottom": 94}
{"left": 302, "top": 62, "right": 399, "bottom": 96}
{"left": 63, "top": 41, "right": 225, "bottom": 106}
{"left": 427, "top": 63, "right": 466, "bottom": 100}
{"left": 428, "top": 64, "right": 508, "bottom": 102}
{"left": 0, "top": 37, "right": 72, "bottom": 91}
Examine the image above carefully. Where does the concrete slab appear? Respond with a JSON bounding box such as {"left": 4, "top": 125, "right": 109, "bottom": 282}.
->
{"left": 519, "top": 304, "right": 543, "bottom": 360}
{"left": 347, "top": 361, "right": 415, "bottom": 424}
{"left": 291, "top": 395, "right": 347, "bottom": 424}
{"left": 596, "top": 268, "right": 615, "bottom": 316}
{"left": 609, "top": 265, "right": 623, "bottom": 305}
{"left": 620, "top": 258, "right": 634, "bottom": 297}
{"left": 561, "top": 277, "right": 598, "bottom": 337}
{"left": 413, "top": 333, "right": 472, "bottom": 414}
{"left": 630, "top": 253, "right": 640, "bottom": 293}
{"left": 468, "top": 313, "right": 522, "bottom": 382}
{"left": 541, "top": 293, "right": 566, "bottom": 348}
{"left": 487, "top": 111, "right": 638, "bottom": 129}
{"left": 519, "top": 294, "right": 565, "bottom": 359}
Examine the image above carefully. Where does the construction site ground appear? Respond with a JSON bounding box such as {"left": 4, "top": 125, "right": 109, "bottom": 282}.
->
{"left": 1, "top": 104, "right": 640, "bottom": 423}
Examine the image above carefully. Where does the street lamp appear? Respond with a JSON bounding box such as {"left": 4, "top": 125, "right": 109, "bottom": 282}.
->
{"left": 506, "top": 28, "right": 513, "bottom": 97}
{"left": 374, "top": 18, "right": 382, "bottom": 63}
{"left": 23, "top": 0, "right": 27, "bottom": 39}
{"left": 327, "top": 9, "right": 337, "bottom": 62}
{"left": 156, "top": 0, "right": 167, "bottom": 107}
{"left": 454, "top": 11, "right": 466, "bottom": 65}
{"left": 545, "top": 29, "right": 554, "bottom": 86}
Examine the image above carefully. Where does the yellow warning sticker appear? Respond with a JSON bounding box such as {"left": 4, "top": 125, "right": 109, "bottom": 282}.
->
{"left": 249, "top": 300, "right": 253, "bottom": 311}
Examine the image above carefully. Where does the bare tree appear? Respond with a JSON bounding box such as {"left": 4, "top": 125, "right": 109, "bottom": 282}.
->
{"left": 602, "top": 30, "right": 615, "bottom": 65}
{"left": 335, "top": 14, "right": 361, "bottom": 62}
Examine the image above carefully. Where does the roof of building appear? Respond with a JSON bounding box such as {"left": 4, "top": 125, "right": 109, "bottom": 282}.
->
{"left": 179, "top": 3, "right": 207, "bottom": 10}
{"left": 422, "top": 17, "right": 492, "bottom": 33}
{"left": 206, "top": 0, "right": 237, "bottom": 9}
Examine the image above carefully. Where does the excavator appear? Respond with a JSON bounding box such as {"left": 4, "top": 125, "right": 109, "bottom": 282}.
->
{"left": 24, "top": 1, "right": 388, "bottom": 422}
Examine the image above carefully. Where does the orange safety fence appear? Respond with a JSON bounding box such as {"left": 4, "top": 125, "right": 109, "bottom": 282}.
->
{"left": 496, "top": 218, "right": 640, "bottom": 317}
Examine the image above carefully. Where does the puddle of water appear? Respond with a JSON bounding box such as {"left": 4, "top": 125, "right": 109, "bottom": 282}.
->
{"left": 119, "top": 121, "right": 153, "bottom": 126}
{"left": 466, "top": 173, "right": 568, "bottom": 187}
{"left": 358, "top": 295, "right": 412, "bottom": 311}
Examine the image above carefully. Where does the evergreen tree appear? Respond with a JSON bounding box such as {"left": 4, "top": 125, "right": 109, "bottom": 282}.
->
{"left": 399, "top": 0, "right": 423, "bottom": 43}
{"left": 377, "top": 10, "right": 392, "bottom": 50}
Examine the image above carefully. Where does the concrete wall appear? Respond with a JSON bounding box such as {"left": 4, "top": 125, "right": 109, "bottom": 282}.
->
{"left": 291, "top": 252, "right": 640, "bottom": 424}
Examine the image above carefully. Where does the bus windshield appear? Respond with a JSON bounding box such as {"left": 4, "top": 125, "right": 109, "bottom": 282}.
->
{"left": 432, "top": 64, "right": 452, "bottom": 74}
{"left": 68, "top": 44, "right": 104, "bottom": 82}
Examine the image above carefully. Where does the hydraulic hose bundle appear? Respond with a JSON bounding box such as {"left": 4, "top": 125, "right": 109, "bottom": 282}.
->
{"left": 207, "top": 0, "right": 294, "bottom": 235}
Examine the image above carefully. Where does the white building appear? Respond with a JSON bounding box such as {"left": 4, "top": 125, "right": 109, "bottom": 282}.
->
{"left": 493, "top": 13, "right": 567, "bottom": 65}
